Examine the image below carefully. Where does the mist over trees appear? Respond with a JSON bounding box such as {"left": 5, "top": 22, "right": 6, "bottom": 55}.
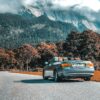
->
{"left": 0, "top": 30, "right": 100, "bottom": 70}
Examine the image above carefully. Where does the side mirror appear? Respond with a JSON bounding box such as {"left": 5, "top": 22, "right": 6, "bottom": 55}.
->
{"left": 45, "top": 62, "right": 48, "bottom": 65}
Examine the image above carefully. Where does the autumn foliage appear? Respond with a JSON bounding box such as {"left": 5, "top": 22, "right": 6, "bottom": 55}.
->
{"left": 63, "top": 30, "right": 100, "bottom": 69}
{"left": 0, "top": 49, "right": 16, "bottom": 70}
{"left": 0, "top": 30, "right": 100, "bottom": 70}
{"left": 14, "top": 44, "right": 40, "bottom": 70}
{"left": 37, "top": 42, "right": 58, "bottom": 66}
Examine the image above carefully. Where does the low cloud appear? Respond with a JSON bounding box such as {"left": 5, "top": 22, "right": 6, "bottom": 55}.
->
{"left": 50, "top": 0, "right": 100, "bottom": 12}
{"left": 0, "top": 0, "right": 22, "bottom": 14}
{"left": 0, "top": 0, "right": 100, "bottom": 20}
{"left": 0, "top": 0, "right": 100, "bottom": 13}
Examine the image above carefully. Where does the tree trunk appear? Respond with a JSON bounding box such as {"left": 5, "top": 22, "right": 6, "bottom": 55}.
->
{"left": 26, "top": 65, "right": 28, "bottom": 71}
{"left": 26, "top": 61, "right": 29, "bottom": 71}
{"left": 20, "top": 62, "right": 24, "bottom": 71}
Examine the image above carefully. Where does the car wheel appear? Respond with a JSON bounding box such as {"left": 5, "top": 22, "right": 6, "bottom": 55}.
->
{"left": 84, "top": 77, "right": 91, "bottom": 81}
{"left": 43, "top": 70, "right": 48, "bottom": 80}
{"left": 54, "top": 71, "right": 62, "bottom": 82}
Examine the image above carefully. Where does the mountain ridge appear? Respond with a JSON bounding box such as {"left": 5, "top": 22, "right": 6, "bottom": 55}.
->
{"left": 0, "top": 5, "right": 100, "bottom": 48}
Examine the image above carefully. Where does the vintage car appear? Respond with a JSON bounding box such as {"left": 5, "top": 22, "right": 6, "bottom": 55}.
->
{"left": 43, "top": 57, "right": 95, "bottom": 82}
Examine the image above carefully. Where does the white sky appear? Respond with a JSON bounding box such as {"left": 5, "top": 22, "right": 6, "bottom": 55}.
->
{"left": 21, "top": 0, "right": 100, "bottom": 12}
{"left": 51, "top": 0, "right": 100, "bottom": 11}
{"left": 0, "top": 0, "right": 100, "bottom": 13}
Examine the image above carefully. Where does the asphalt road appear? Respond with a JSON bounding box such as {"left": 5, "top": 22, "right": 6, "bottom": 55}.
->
{"left": 0, "top": 71, "right": 100, "bottom": 100}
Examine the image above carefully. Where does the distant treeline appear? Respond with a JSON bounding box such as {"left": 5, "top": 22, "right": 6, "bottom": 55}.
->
{"left": 0, "top": 30, "right": 100, "bottom": 71}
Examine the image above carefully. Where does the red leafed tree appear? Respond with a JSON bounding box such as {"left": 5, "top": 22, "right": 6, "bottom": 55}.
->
{"left": 63, "top": 30, "right": 100, "bottom": 69}
{"left": 0, "top": 54, "right": 9, "bottom": 70}
{"left": 15, "top": 44, "right": 39, "bottom": 71}
{"left": 6, "top": 50, "right": 17, "bottom": 69}
{"left": 37, "top": 42, "right": 58, "bottom": 66}
{"left": 0, "top": 48, "right": 16, "bottom": 70}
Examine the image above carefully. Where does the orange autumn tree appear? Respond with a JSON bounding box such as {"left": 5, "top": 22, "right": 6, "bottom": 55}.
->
{"left": 0, "top": 48, "right": 16, "bottom": 70}
{"left": 6, "top": 50, "right": 16, "bottom": 69}
{"left": 37, "top": 42, "right": 58, "bottom": 66}
{"left": 15, "top": 44, "right": 39, "bottom": 71}
{"left": 0, "top": 48, "right": 9, "bottom": 70}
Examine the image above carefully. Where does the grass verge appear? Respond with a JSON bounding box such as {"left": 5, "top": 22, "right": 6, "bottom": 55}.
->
{"left": 91, "top": 70, "right": 100, "bottom": 82}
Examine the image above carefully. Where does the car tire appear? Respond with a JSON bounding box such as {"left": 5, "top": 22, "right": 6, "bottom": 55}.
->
{"left": 43, "top": 70, "right": 48, "bottom": 80}
{"left": 84, "top": 77, "right": 91, "bottom": 81}
{"left": 54, "top": 71, "right": 62, "bottom": 82}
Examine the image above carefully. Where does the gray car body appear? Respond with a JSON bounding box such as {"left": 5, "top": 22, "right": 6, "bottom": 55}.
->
{"left": 43, "top": 60, "right": 95, "bottom": 79}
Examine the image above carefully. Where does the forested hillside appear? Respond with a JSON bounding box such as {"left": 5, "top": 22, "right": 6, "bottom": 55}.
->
{"left": 0, "top": 13, "right": 76, "bottom": 48}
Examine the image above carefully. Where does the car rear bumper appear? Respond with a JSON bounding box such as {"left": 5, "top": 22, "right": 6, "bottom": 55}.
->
{"left": 62, "top": 73, "right": 94, "bottom": 78}
{"left": 58, "top": 68, "right": 95, "bottom": 78}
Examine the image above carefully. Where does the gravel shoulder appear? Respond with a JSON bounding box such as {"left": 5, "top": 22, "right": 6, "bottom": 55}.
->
{"left": 0, "top": 71, "right": 100, "bottom": 100}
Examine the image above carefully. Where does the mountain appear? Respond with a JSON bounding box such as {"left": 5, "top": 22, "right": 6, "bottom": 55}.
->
{"left": 0, "top": 5, "right": 100, "bottom": 48}
{"left": 46, "top": 9, "right": 96, "bottom": 31}
{"left": 0, "top": 12, "right": 76, "bottom": 48}
{"left": 23, "top": 4, "right": 100, "bottom": 31}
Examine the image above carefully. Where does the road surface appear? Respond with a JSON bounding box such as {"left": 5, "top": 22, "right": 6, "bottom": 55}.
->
{"left": 0, "top": 71, "right": 100, "bottom": 100}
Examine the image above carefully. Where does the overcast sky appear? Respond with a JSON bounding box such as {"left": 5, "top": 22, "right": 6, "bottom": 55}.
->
{"left": 50, "top": 0, "right": 100, "bottom": 11}
{"left": 0, "top": 0, "right": 100, "bottom": 13}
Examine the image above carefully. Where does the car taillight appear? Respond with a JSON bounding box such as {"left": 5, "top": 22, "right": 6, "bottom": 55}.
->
{"left": 61, "top": 63, "right": 72, "bottom": 68}
{"left": 87, "top": 63, "right": 94, "bottom": 68}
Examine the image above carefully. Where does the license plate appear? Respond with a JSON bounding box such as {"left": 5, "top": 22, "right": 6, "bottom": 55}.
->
{"left": 72, "top": 64, "right": 85, "bottom": 68}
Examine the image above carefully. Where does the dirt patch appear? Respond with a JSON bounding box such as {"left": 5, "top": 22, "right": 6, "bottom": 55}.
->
{"left": 91, "top": 70, "right": 100, "bottom": 82}
{"left": 11, "top": 71, "right": 42, "bottom": 76}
